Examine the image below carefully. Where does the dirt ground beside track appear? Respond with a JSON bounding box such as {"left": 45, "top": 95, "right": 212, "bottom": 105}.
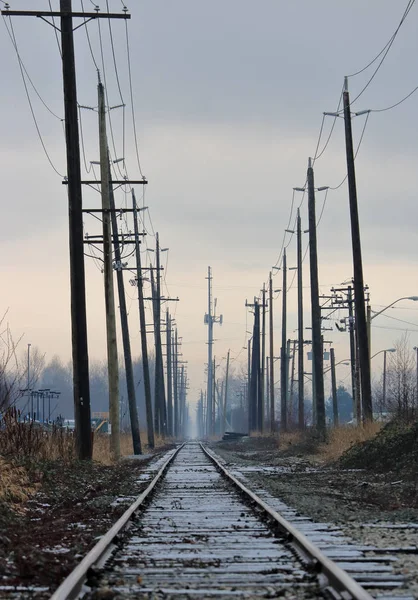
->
{"left": 212, "top": 434, "right": 418, "bottom": 598}
{"left": 213, "top": 436, "right": 418, "bottom": 523}
{"left": 0, "top": 449, "right": 171, "bottom": 599}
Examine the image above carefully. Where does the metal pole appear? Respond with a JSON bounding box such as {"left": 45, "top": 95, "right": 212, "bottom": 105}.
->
{"left": 98, "top": 81, "right": 120, "bottom": 460}
{"left": 280, "top": 249, "right": 287, "bottom": 431}
{"left": 297, "top": 209, "right": 304, "bottom": 429}
{"left": 60, "top": 0, "right": 92, "bottom": 459}
{"left": 330, "top": 347, "right": 339, "bottom": 426}
{"left": 382, "top": 350, "right": 387, "bottom": 408}
{"left": 343, "top": 77, "right": 372, "bottom": 422}
{"left": 132, "top": 190, "right": 154, "bottom": 449}
{"left": 307, "top": 157, "right": 325, "bottom": 436}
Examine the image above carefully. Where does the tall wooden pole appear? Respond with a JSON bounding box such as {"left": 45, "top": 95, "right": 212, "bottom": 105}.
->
{"left": 280, "top": 249, "right": 287, "bottom": 431}
{"left": 343, "top": 77, "right": 372, "bottom": 421}
{"left": 307, "top": 157, "right": 325, "bottom": 436}
{"left": 109, "top": 183, "right": 141, "bottom": 454}
{"left": 269, "top": 273, "right": 275, "bottom": 433}
{"left": 132, "top": 191, "right": 154, "bottom": 449}
{"left": 330, "top": 347, "right": 339, "bottom": 426}
{"left": 166, "top": 310, "right": 173, "bottom": 436}
{"left": 297, "top": 208, "right": 305, "bottom": 429}
{"left": 260, "top": 284, "right": 266, "bottom": 432}
{"left": 98, "top": 81, "right": 120, "bottom": 460}
{"left": 222, "top": 349, "right": 230, "bottom": 435}
{"left": 61, "top": 0, "right": 91, "bottom": 459}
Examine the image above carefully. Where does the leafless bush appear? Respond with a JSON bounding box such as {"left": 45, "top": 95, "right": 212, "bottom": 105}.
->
{"left": 373, "top": 334, "right": 417, "bottom": 421}
{"left": 0, "top": 311, "right": 45, "bottom": 412}
{"left": 0, "top": 407, "right": 75, "bottom": 462}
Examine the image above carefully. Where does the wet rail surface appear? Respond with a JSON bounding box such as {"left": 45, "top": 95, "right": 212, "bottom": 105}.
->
{"left": 83, "top": 442, "right": 320, "bottom": 598}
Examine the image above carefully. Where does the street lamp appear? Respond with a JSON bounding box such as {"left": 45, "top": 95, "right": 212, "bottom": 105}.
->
{"left": 371, "top": 348, "right": 396, "bottom": 408}
{"left": 370, "top": 296, "right": 418, "bottom": 321}
{"left": 371, "top": 348, "right": 396, "bottom": 360}
{"left": 368, "top": 297, "right": 418, "bottom": 367}
{"left": 324, "top": 360, "right": 350, "bottom": 375}
{"left": 413, "top": 347, "right": 418, "bottom": 407}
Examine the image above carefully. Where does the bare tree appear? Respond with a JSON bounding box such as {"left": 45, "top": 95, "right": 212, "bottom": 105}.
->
{"left": 0, "top": 311, "right": 45, "bottom": 413}
{"left": 385, "top": 333, "right": 416, "bottom": 420}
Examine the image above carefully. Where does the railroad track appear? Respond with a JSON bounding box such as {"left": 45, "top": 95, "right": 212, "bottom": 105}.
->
{"left": 50, "top": 442, "right": 399, "bottom": 599}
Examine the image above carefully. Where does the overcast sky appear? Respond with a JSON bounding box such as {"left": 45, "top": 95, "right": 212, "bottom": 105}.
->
{"left": 1, "top": 1, "right": 418, "bottom": 412}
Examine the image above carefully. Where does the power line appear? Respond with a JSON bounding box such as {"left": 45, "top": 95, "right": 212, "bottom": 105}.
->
{"left": 347, "top": 0, "right": 416, "bottom": 106}
{"left": 3, "top": 16, "right": 63, "bottom": 121}
{"left": 347, "top": 0, "right": 415, "bottom": 78}
{"left": 80, "top": 0, "right": 100, "bottom": 71}
{"left": 4, "top": 16, "right": 65, "bottom": 177}
{"left": 373, "top": 311, "right": 418, "bottom": 329}
{"left": 371, "top": 84, "right": 418, "bottom": 113}
{"left": 329, "top": 111, "right": 370, "bottom": 190}
{"left": 124, "top": 18, "right": 144, "bottom": 178}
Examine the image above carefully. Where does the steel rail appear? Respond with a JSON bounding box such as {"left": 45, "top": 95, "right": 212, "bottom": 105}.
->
{"left": 50, "top": 444, "right": 184, "bottom": 600}
{"left": 201, "top": 443, "right": 374, "bottom": 600}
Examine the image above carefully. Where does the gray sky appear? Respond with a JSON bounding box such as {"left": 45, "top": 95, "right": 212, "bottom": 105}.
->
{"left": 1, "top": 1, "right": 418, "bottom": 407}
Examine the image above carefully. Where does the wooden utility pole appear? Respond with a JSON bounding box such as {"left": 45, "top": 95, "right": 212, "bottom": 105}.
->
{"left": 150, "top": 266, "right": 161, "bottom": 434}
{"left": 98, "top": 81, "right": 120, "bottom": 460}
{"left": 296, "top": 208, "right": 305, "bottom": 429}
{"left": 342, "top": 77, "right": 372, "bottom": 422}
{"left": 173, "top": 328, "right": 179, "bottom": 437}
{"left": 307, "top": 157, "right": 325, "bottom": 436}
{"left": 347, "top": 287, "right": 358, "bottom": 421}
{"left": 132, "top": 190, "right": 154, "bottom": 449}
{"left": 166, "top": 310, "right": 173, "bottom": 436}
{"left": 247, "top": 338, "right": 251, "bottom": 432}
{"left": 222, "top": 350, "right": 230, "bottom": 435}
{"left": 109, "top": 184, "right": 141, "bottom": 454}
{"left": 155, "top": 234, "right": 167, "bottom": 435}
{"left": 280, "top": 249, "right": 287, "bottom": 431}
{"left": 260, "top": 284, "right": 266, "bottom": 433}
{"left": 269, "top": 273, "right": 275, "bottom": 433}
{"left": 2, "top": 0, "right": 131, "bottom": 463}
{"left": 61, "top": 0, "right": 92, "bottom": 460}
{"left": 212, "top": 357, "right": 216, "bottom": 433}
{"left": 330, "top": 347, "right": 339, "bottom": 426}
{"left": 250, "top": 301, "right": 261, "bottom": 432}
{"left": 289, "top": 339, "right": 297, "bottom": 425}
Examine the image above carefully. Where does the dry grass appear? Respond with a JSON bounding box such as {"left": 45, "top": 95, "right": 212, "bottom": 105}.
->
{"left": 242, "top": 424, "right": 383, "bottom": 463}
{"left": 318, "top": 422, "right": 383, "bottom": 462}
{"left": 0, "top": 456, "right": 39, "bottom": 511}
{"left": 0, "top": 410, "right": 75, "bottom": 462}
{"left": 93, "top": 431, "right": 172, "bottom": 464}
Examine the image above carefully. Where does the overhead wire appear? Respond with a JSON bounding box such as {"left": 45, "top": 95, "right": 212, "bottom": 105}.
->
{"left": 371, "top": 84, "right": 418, "bottom": 113}
{"left": 48, "top": 0, "right": 62, "bottom": 58}
{"left": 4, "top": 16, "right": 65, "bottom": 177}
{"left": 124, "top": 17, "right": 144, "bottom": 178}
{"left": 329, "top": 110, "right": 370, "bottom": 190}
{"left": 346, "top": 0, "right": 415, "bottom": 106}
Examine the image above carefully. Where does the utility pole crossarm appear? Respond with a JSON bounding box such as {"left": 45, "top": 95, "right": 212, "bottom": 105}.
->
{"left": 2, "top": 10, "right": 131, "bottom": 19}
